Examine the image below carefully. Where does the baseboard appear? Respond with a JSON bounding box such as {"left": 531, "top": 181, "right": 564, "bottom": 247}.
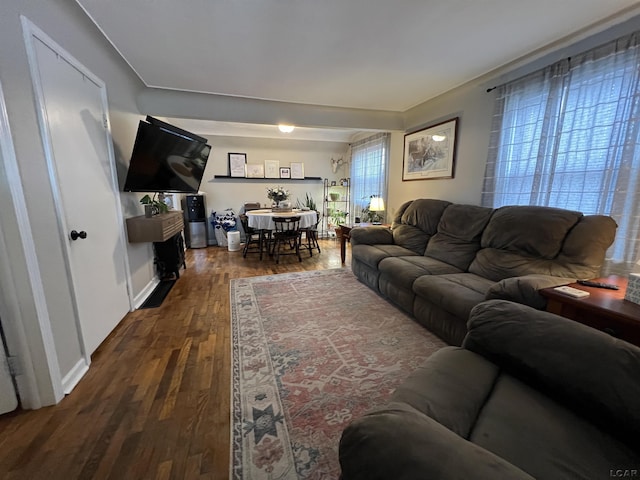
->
{"left": 133, "top": 277, "right": 161, "bottom": 309}
{"left": 61, "top": 358, "right": 90, "bottom": 395}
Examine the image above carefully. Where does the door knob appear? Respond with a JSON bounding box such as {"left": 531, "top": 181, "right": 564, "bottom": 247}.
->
{"left": 70, "top": 230, "right": 87, "bottom": 241}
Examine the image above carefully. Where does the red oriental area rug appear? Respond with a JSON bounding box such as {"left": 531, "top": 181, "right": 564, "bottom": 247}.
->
{"left": 230, "top": 269, "right": 445, "bottom": 479}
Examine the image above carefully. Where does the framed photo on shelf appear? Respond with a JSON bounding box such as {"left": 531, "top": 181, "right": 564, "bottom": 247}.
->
{"left": 265, "top": 160, "right": 280, "bottom": 178}
{"left": 246, "top": 164, "right": 265, "bottom": 178}
{"left": 290, "top": 162, "right": 305, "bottom": 179}
{"left": 228, "top": 153, "right": 247, "bottom": 177}
{"left": 402, "top": 117, "right": 458, "bottom": 181}
{"left": 279, "top": 167, "right": 291, "bottom": 179}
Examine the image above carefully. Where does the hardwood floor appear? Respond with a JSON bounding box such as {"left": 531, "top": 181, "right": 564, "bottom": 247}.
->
{"left": 0, "top": 238, "right": 348, "bottom": 480}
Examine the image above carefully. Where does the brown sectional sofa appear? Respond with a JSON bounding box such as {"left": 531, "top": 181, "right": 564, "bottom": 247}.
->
{"left": 339, "top": 300, "right": 640, "bottom": 479}
{"left": 350, "top": 198, "right": 617, "bottom": 345}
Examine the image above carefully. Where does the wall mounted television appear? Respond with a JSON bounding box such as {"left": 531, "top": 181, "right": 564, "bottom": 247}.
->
{"left": 123, "top": 116, "right": 211, "bottom": 193}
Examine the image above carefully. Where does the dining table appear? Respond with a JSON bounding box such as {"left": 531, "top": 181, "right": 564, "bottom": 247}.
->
{"left": 246, "top": 209, "right": 318, "bottom": 231}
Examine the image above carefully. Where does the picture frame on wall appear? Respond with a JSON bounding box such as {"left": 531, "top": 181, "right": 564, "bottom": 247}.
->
{"left": 265, "top": 160, "right": 280, "bottom": 178}
{"left": 402, "top": 117, "right": 458, "bottom": 181}
{"left": 290, "top": 162, "right": 305, "bottom": 179}
{"left": 246, "top": 164, "right": 265, "bottom": 178}
{"left": 228, "top": 153, "right": 247, "bottom": 177}
{"left": 279, "top": 167, "right": 291, "bottom": 179}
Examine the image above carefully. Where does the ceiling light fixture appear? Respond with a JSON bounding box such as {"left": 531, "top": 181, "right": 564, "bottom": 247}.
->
{"left": 278, "top": 124, "right": 295, "bottom": 133}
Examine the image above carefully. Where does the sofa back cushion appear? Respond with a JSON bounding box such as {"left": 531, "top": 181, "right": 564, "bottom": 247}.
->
{"left": 426, "top": 204, "right": 494, "bottom": 270}
{"left": 464, "top": 300, "right": 640, "bottom": 449}
{"left": 391, "top": 199, "right": 450, "bottom": 254}
{"left": 555, "top": 214, "right": 618, "bottom": 278}
{"left": 468, "top": 205, "right": 615, "bottom": 281}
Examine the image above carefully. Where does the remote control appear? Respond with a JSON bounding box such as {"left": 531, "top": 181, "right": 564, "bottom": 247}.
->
{"left": 576, "top": 280, "right": 620, "bottom": 290}
{"left": 553, "top": 286, "right": 590, "bottom": 298}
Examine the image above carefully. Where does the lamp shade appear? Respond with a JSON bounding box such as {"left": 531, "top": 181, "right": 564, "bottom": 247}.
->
{"left": 369, "top": 197, "right": 385, "bottom": 212}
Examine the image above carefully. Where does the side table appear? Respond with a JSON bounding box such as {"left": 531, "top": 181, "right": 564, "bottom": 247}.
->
{"left": 539, "top": 275, "right": 640, "bottom": 347}
{"left": 337, "top": 223, "right": 390, "bottom": 264}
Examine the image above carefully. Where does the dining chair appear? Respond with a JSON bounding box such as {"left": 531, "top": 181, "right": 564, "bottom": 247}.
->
{"left": 243, "top": 202, "right": 261, "bottom": 211}
{"left": 239, "top": 213, "right": 270, "bottom": 260}
{"left": 300, "top": 210, "right": 321, "bottom": 256}
{"left": 271, "top": 216, "right": 302, "bottom": 263}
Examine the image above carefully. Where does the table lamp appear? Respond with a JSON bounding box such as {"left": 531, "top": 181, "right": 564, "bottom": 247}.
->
{"left": 369, "top": 197, "right": 385, "bottom": 224}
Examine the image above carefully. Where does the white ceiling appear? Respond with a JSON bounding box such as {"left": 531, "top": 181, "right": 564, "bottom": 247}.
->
{"left": 76, "top": 0, "right": 639, "bottom": 114}
{"left": 75, "top": 0, "right": 639, "bottom": 142}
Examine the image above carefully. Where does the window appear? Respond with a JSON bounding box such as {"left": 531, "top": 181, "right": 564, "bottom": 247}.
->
{"left": 483, "top": 32, "right": 640, "bottom": 273}
{"left": 350, "top": 133, "right": 390, "bottom": 222}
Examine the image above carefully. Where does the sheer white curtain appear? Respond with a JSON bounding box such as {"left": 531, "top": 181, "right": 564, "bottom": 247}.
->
{"left": 482, "top": 32, "right": 640, "bottom": 274}
{"left": 350, "top": 133, "right": 390, "bottom": 222}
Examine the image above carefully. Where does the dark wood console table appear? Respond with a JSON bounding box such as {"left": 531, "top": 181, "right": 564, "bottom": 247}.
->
{"left": 126, "top": 211, "right": 186, "bottom": 279}
{"left": 337, "top": 223, "right": 390, "bottom": 264}
{"left": 539, "top": 275, "right": 640, "bottom": 346}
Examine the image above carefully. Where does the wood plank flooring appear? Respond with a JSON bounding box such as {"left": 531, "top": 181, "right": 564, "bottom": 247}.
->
{"left": 0, "top": 238, "right": 348, "bottom": 480}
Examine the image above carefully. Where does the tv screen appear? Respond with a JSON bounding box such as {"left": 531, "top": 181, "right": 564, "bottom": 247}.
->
{"left": 123, "top": 119, "right": 211, "bottom": 193}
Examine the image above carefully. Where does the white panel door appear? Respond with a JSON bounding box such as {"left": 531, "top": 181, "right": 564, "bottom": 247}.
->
{"left": 30, "top": 32, "right": 131, "bottom": 355}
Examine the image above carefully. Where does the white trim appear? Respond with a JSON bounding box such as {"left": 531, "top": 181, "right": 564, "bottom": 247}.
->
{"left": 133, "top": 277, "right": 161, "bottom": 309}
{"left": 61, "top": 358, "right": 90, "bottom": 395}
{"left": 0, "top": 74, "right": 63, "bottom": 407}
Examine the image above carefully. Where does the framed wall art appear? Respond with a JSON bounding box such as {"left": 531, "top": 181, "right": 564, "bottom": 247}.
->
{"left": 279, "top": 167, "right": 291, "bottom": 179}
{"left": 228, "top": 153, "right": 247, "bottom": 177}
{"left": 402, "top": 117, "right": 458, "bottom": 181}
{"left": 265, "top": 160, "right": 280, "bottom": 178}
{"left": 246, "top": 164, "right": 265, "bottom": 178}
{"left": 290, "top": 162, "right": 305, "bottom": 179}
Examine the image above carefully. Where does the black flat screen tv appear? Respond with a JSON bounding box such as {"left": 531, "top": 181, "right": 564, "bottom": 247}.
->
{"left": 123, "top": 117, "right": 211, "bottom": 193}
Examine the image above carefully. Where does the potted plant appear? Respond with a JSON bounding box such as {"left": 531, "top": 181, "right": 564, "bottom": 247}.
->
{"left": 140, "top": 193, "right": 169, "bottom": 217}
{"left": 297, "top": 192, "right": 318, "bottom": 212}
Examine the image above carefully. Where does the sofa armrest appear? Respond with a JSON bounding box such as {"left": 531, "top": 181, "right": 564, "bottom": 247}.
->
{"left": 339, "top": 403, "right": 534, "bottom": 480}
{"left": 485, "top": 274, "right": 576, "bottom": 309}
{"left": 349, "top": 226, "right": 393, "bottom": 246}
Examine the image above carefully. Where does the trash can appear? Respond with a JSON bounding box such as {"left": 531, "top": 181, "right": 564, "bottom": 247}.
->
{"left": 227, "top": 230, "right": 241, "bottom": 252}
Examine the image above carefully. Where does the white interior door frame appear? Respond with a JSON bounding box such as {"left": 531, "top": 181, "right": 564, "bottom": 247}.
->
{"left": 21, "top": 17, "right": 134, "bottom": 390}
{"left": 0, "top": 78, "right": 62, "bottom": 408}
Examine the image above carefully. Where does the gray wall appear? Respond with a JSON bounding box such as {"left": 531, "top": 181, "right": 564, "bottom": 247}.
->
{"left": 383, "top": 13, "right": 640, "bottom": 220}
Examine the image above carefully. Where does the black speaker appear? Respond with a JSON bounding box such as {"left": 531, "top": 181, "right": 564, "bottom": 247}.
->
{"left": 184, "top": 195, "right": 205, "bottom": 221}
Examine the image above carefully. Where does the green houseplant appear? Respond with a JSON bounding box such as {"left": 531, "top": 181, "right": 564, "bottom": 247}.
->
{"left": 140, "top": 193, "right": 169, "bottom": 216}
{"left": 297, "top": 192, "right": 318, "bottom": 212}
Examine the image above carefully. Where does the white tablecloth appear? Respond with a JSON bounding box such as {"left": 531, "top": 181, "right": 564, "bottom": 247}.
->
{"left": 246, "top": 209, "right": 318, "bottom": 230}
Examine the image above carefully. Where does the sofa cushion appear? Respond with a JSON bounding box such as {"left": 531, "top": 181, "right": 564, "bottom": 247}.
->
{"left": 480, "top": 205, "right": 582, "bottom": 258}
{"left": 390, "top": 347, "right": 499, "bottom": 438}
{"left": 469, "top": 205, "right": 585, "bottom": 281}
{"left": 465, "top": 300, "right": 640, "bottom": 449}
{"left": 413, "top": 273, "right": 494, "bottom": 320}
{"left": 471, "top": 375, "right": 639, "bottom": 480}
{"left": 426, "top": 204, "right": 494, "bottom": 270}
{"left": 379, "top": 256, "right": 462, "bottom": 290}
{"left": 555, "top": 214, "right": 618, "bottom": 278}
{"left": 351, "top": 244, "right": 417, "bottom": 269}
{"left": 392, "top": 199, "right": 451, "bottom": 254}
{"left": 339, "top": 402, "right": 535, "bottom": 480}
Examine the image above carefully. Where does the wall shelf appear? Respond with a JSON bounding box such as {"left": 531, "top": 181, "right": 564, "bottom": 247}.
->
{"left": 211, "top": 175, "right": 322, "bottom": 181}
{"left": 125, "top": 211, "right": 184, "bottom": 243}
